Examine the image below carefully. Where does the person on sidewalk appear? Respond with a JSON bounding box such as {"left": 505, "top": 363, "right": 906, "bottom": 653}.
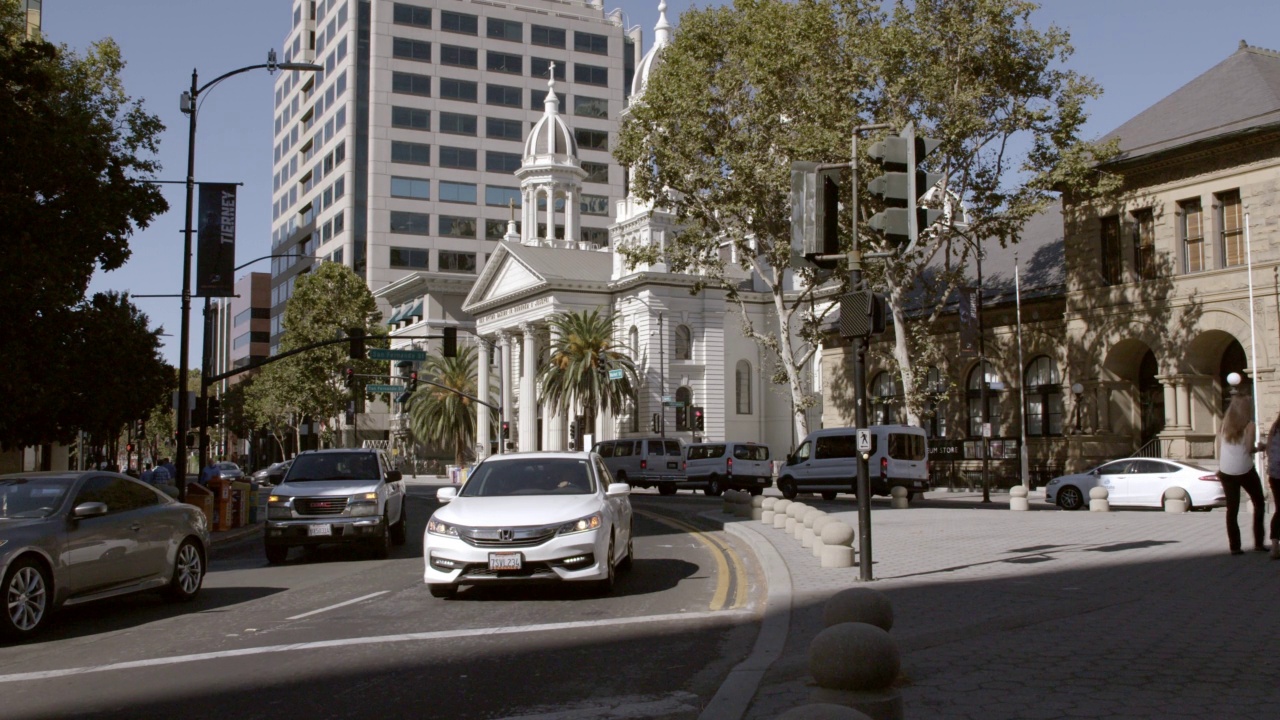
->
{"left": 140, "top": 462, "right": 156, "bottom": 485}
{"left": 199, "top": 459, "right": 220, "bottom": 487}
{"left": 153, "top": 459, "right": 172, "bottom": 486}
{"left": 1265, "top": 410, "right": 1280, "bottom": 559}
{"left": 1216, "top": 393, "right": 1267, "bottom": 555}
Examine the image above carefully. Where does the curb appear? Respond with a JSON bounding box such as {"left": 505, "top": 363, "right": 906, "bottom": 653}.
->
{"left": 211, "top": 522, "right": 263, "bottom": 547}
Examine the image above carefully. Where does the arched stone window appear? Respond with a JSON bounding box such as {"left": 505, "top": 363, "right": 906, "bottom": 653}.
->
{"left": 1024, "top": 356, "right": 1063, "bottom": 437}
{"left": 674, "top": 324, "right": 692, "bottom": 360}
{"left": 923, "top": 366, "right": 948, "bottom": 438}
{"left": 675, "top": 386, "right": 693, "bottom": 430}
{"left": 736, "top": 360, "right": 752, "bottom": 415}
{"left": 870, "top": 371, "right": 903, "bottom": 425}
{"left": 967, "top": 361, "right": 1002, "bottom": 437}
{"left": 629, "top": 326, "right": 639, "bottom": 357}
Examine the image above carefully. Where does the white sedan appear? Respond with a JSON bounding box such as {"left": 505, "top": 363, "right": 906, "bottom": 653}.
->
{"left": 423, "top": 452, "right": 633, "bottom": 598}
{"left": 1044, "top": 457, "right": 1226, "bottom": 510}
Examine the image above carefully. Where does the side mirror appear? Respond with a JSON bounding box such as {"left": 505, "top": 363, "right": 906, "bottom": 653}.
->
{"left": 385, "top": 470, "right": 403, "bottom": 483}
{"left": 606, "top": 482, "right": 631, "bottom": 497}
{"left": 436, "top": 487, "right": 457, "bottom": 503}
{"left": 73, "top": 502, "right": 108, "bottom": 519}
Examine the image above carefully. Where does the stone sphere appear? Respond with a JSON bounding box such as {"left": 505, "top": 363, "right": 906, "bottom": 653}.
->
{"left": 820, "top": 521, "right": 855, "bottom": 547}
{"left": 803, "top": 508, "right": 825, "bottom": 527}
{"left": 751, "top": 494, "right": 766, "bottom": 508}
{"left": 762, "top": 497, "right": 777, "bottom": 510}
{"left": 822, "top": 587, "right": 894, "bottom": 631}
{"left": 777, "top": 704, "right": 873, "bottom": 720}
{"left": 1163, "top": 486, "right": 1188, "bottom": 500}
{"left": 1089, "top": 486, "right": 1109, "bottom": 499}
{"left": 1010, "top": 485, "right": 1028, "bottom": 498}
{"left": 890, "top": 486, "right": 908, "bottom": 499}
{"left": 774, "top": 499, "right": 793, "bottom": 514}
{"left": 809, "top": 622, "right": 900, "bottom": 691}
{"left": 788, "top": 502, "right": 808, "bottom": 518}
{"left": 812, "top": 515, "right": 835, "bottom": 535}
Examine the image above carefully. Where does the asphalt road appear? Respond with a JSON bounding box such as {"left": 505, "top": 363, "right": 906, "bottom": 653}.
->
{"left": 0, "top": 488, "right": 761, "bottom": 720}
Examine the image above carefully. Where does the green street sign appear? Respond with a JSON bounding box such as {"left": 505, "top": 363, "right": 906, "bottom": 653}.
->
{"left": 663, "top": 401, "right": 685, "bottom": 408}
{"left": 369, "top": 348, "right": 427, "bottom": 361}
{"left": 366, "top": 384, "right": 406, "bottom": 394}
{"left": 608, "top": 369, "right": 624, "bottom": 381}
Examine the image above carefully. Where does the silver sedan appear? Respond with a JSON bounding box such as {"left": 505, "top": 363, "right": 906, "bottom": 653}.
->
{"left": 1, "top": 471, "right": 210, "bottom": 639}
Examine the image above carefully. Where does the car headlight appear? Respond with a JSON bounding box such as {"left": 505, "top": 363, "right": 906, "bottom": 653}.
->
{"left": 559, "top": 513, "right": 603, "bottom": 535}
{"left": 267, "top": 495, "right": 292, "bottom": 519}
{"left": 427, "top": 517, "right": 460, "bottom": 537}
{"left": 1046, "top": 478, "right": 1060, "bottom": 486}
{"left": 349, "top": 493, "right": 379, "bottom": 517}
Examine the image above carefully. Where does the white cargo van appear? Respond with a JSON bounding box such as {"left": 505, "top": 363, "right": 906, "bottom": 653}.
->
{"left": 592, "top": 437, "right": 689, "bottom": 495}
{"left": 777, "top": 425, "right": 929, "bottom": 502}
{"left": 685, "top": 442, "right": 772, "bottom": 496}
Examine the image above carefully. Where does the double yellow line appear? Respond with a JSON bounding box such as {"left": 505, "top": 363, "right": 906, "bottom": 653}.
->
{"left": 636, "top": 509, "right": 748, "bottom": 611}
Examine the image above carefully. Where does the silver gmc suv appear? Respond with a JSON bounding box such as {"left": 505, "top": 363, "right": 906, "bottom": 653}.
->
{"left": 264, "top": 448, "right": 407, "bottom": 563}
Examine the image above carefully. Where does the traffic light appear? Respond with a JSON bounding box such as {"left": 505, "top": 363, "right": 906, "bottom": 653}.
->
{"left": 651, "top": 413, "right": 660, "bottom": 433}
{"left": 207, "top": 397, "right": 221, "bottom": 420}
{"left": 344, "top": 367, "right": 355, "bottom": 388}
{"left": 867, "top": 122, "right": 943, "bottom": 254}
{"left": 347, "top": 327, "right": 366, "bottom": 360}
{"left": 126, "top": 443, "right": 134, "bottom": 453}
{"left": 692, "top": 406, "right": 705, "bottom": 432}
{"left": 501, "top": 421, "right": 510, "bottom": 439}
{"left": 838, "top": 289, "right": 888, "bottom": 339}
{"left": 790, "top": 162, "right": 844, "bottom": 269}
{"left": 442, "top": 326, "right": 457, "bottom": 357}
{"left": 568, "top": 421, "right": 578, "bottom": 450}
{"left": 408, "top": 370, "right": 419, "bottom": 393}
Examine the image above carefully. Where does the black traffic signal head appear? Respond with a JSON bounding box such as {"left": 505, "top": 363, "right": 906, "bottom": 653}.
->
{"left": 344, "top": 367, "right": 355, "bottom": 388}
{"left": 347, "top": 327, "right": 366, "bottom": 360}
{"left": 693, "top": 406, "right": 705, "bottom": 431}
{"left": 442, "top": 326, "right": 457, "bottom": 357}
{"left": 501, "top": 421, "right": 510, "bottom": 439}
{"left": 867, "top": 123, "right": 943, "bottom": 254}
{"left": 409, "top": 371, "right": 419, "bottom": 392}
{"left": 790, "top": 162, "right": 844, "bottom": 269}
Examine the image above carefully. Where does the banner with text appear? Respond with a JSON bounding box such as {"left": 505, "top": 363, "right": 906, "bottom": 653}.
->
{"left": 957, "top": 286, "right": 980, "bottom": 359}
{"left": 197, "top": 183, "right": 237, "bottom": 297}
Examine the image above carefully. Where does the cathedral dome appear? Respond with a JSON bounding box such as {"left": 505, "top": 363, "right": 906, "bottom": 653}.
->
{"left": 524, "top": 70, "right": 578, "bottom": 161}
{"left": 630, "top": 1, "right": 672, "bottom": 99}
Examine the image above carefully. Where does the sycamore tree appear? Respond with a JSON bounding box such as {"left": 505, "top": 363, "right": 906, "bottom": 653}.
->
{"left": 0, "top": 0, "right": 167, "bottom": 447}
{"left": 244, "top": 263, "right": 385, "bottom": 449}
{"left": 615, "top": 0, "right": 1116, "bottom": 435}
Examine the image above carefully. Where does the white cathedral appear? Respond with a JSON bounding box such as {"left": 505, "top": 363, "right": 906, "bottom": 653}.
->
{"left": 381, "top": 3, "right": 817, "bottom": 460}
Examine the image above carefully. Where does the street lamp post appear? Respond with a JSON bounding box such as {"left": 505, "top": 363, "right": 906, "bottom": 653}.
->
{"left": 175, "top": 51, "right": 320, "bottom": 502}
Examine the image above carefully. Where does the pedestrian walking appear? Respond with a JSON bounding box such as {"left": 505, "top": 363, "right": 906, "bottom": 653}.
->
{"left": 200, "top": 458, "right": 220, "bottom": 486}
{"left": 160, "top": 457, "right": 178, "bottom": 485}
{"left": 140, "top": 462, "right": 156, "bottom": 485}
{"left": 1216, "top": 393, "right": 1267, "bottom": 555}
{"left": 152, "top": 459, "right": 172, "bottom": 486}
{"left": 1265, "top": 409, "right": 1280, "bottom": 559}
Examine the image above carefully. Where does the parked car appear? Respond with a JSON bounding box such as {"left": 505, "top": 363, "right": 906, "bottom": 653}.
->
{"left": 685, "top": 442, "right": 773, "bottom": 496}
{"left": 424, "top": 452, "right": 633, "bottom": 598}
{"left": 778, "top": 425, "right": 931, "bottom": 501}
{"left": 252, "top": 460, "right": 291, "bottom": 484}
{"left": 215, "top": 462, "right": 244, "bottom": 482}
{"left": 0, "top": 471, "right": 210, "bottom": 639}
{"left": 592, "top": 437, "right": 689, "bottom": 495}
{"left": 263, "top": 448, "right": 407, "bottom": 563}
{"left": 1044, "top": 458, "right": 1226, "bottom": 511}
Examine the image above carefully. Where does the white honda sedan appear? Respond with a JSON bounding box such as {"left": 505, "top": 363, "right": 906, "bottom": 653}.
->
{"left": 423, "top": 452, "right": 633, "bottom": 598}
{"left": 1044, "top": 457, "right": 1226, "bottom": 511}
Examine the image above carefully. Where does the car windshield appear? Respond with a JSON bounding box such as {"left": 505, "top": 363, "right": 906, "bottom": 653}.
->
{"left": 460, "top": 458, "right": 595, "bottom": 497}
{"left": 0, "top": 477, "right": 72, "bottom": 519}
{"left": 217, "top": 463, "right": 239, "bottom": 472}
{"left": 286, "top": 453, "right": 379, "bottom": 481}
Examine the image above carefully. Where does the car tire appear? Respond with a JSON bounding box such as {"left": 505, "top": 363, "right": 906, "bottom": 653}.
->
{"left": 619, "top": 523, "right": 634, "bottom": 572}
{"left": 371, "top": 516, "right": 392, "bottom": 559}
{"left": 429, "top": 584, "right": 457, "bottom": 599}
{"left": 1, "top": 556, "right": 51, "bottom": 639}
{"left": 779, "top": 477, "right": 798, "bottom": 500}
{"left": 749, "top": 487, "right": 763, "bottom": 496}
{"left": 820, "top": 491, "right": 838, "bottom": 501}
{"left": 390, "top": 502, "right": 408, "bottom": 546}
{"left": 704, "top": 475, "right": 723, "bottom": 497}
{"left": 658, "top": 483, "right": 677, "bottom": 496}
{"left": 265, "top": 543, "right": 289, "bottom": 565}
{"left": 1057, "top": 485, "right": 1085, "bottom": 511}
{"left": 162, "top": 539, "right": 204, "bottom": 602}
{"left": 594, "top": 536, "right": 617, "bottom": 596}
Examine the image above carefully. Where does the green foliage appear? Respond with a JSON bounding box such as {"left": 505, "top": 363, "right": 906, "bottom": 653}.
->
{"left": 407, "top": 347, "right": 483, "bottom": 468}
{"left": 538, "top": 310, "right": 638, "bottom": 427}
{"left": 243, "top": 262, "right": 384, "bottom": 448}
{"left": 0, "top": 1, "right": 167, "bottom": 447}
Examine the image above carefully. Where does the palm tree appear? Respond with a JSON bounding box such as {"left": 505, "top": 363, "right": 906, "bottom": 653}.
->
{"left": 407, "top": 346, "right": 482, "bottom": 469}
{"left": 539, "top": 309, "right": 639, "bottom": 440}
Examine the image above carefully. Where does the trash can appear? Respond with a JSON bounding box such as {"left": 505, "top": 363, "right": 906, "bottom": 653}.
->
{"left": 248, "top": 480, "right": 260, "bottom": 524}
{"left": 184, "top": 483, "right": 215, "bottom": 529}
{"left": 208, "top": 477, "right": 232, "bottom": 531}
{"left": 230, "top": 480, "right": 251, "bottom": 528}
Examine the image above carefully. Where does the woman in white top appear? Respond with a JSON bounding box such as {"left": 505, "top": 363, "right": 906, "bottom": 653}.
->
{"left": 1216, "top": 394, "right": 1266, "bottom": 555}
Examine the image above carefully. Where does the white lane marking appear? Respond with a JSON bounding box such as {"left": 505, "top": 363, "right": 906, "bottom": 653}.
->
{"left": 0, "top": 609, "right": 750, "bottom": 684}
{"left": 286, "top": 591, "right": 389, "bottom": 620}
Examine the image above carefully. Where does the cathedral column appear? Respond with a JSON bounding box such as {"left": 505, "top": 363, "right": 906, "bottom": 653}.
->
{"left": 520, "top": 323, "right": 539, "bottom": 451}
{"left": 477, "top": 338, "right": 491, "bottom": 458}
{"left": 1176, "top": 377, "right": 1193, "bottom": 429}
{"left": 565, "top": 186, "right": 577, "bottom": 246}
{"left": 547, "top": 324, "right": 565, "bottom": 450}
{"left": 500, "top": 331, "right": 513, "bottom": 449}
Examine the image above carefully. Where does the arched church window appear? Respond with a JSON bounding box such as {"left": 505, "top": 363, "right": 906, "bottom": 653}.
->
{"left": 967, "top": 361, "right": 1002, "bottom": 437}
{"left": 736, "top": 361, "right": 752, "bottom": 415}
{"left": 674, "top": 325, "right": 692, "bottom": 361}
{"left": 629, "top": 326, "right": 639, "bottom": 357}
{"left": 923, "top": 367, "right": 948, "bottom": 438}
{"left": 1024, "top": 356, "right": 1063, "bottom": 437}
{"left": 870, "top": 371, "right": 902, "bottom": 425}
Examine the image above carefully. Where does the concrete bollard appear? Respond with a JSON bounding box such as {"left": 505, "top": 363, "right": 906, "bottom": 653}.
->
{"left": 889, "top": 486, "right": 909, "bottom": 509}
{"left": 1009, "top": 484, "right": 1029, "bottom": 512}
{"left": 1163, "top": 487, "right": 1189, "bottom": 513}
{"left": 735, "top": 492, "right": 753, "bottom": 518}
{"left": 750, "top": 494, "right": 766, "bottom": 520}
{"left": 786, "top": 502, "right": 808, "bottom": 536}
{"left": 777, "top": 705, "right": 873, "bottom": 720}
{"left": 809, "top": 621, "right": 900, "bottom": 690}
{"left": 773, "top": 499, "right": 793, "bottom": 529}
{"left": 820, "top": 522, "right": 856, "bottom": 568}
{"left": 822, "top": 587, "right": 894, "bottom": 631}
{"left": 1089, "top": 485, "right": 1110, "bottom": 512}
{"left": 722, "top": 489, "right": 737, "bottom": 514}
{"left": 802, "top": 509, "right": 825, "bottom": 547}
{"left": 761, "top": 496, "right": 778, "bottom": 524}
{"left": 812, "top": 515, "right": 835, "bottom": 558}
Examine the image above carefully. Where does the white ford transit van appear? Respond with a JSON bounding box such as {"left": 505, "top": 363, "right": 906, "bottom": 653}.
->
{"left": 777, "top": 425, "right": 929, "bottom": 502}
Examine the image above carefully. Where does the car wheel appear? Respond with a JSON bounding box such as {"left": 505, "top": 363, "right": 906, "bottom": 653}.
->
{"left": 594, "top": 536, "right": 617, "bottom": 595}
{"left": 658, "top": 483, "right": 677, "bottom": 496}
{"left": 821, "top": 491, "right": 838, "bottom": 501}
{"left": 428, "top": 584, "right": 457, "bottom": 599}
{"left": 906, "top": 491, "right": 917, "bottom": 503}
{"left": 1057, "top": 485, "right": 1085, "bottom": 511}
{"left": 371, "top": 516, "right": 392, "bottom": 559}
{"left": 265, "top": 543, "right": 289, "bottom": 565}
{"left": 162, "top": 539, "right": 204, "bottom": 602}
{"left": 1, "top": 556, "right": 51, "bottom": 639}
{"left": 749, "top": 487, "right": 763, "bottom": 496}
{"left": 704, "top": 475, "right": 723, "bottom": 497}
{"left": 779, "top": 477, "right": 798, "bottom": 500}
{"left": 390, "top": 502, "right": 408, "bottom": 546}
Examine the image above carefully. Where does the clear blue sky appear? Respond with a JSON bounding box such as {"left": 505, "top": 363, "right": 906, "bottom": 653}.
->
{"left": 43, "top": 0, "right": 1280, "bottom": 367}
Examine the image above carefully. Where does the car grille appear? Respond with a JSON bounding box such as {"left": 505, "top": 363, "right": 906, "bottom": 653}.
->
{"left": 297, "top": 497, "right": 348, "bottom": 516}
{"left": 460, "top": 525, "right": 558, "bottom": 548}
{"left": 459, "top": 561, "right": 556, "bottom": 579}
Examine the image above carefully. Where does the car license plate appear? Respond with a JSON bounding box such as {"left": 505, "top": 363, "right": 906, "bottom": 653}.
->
{"left": 308, "top": 524, "right": 332, "bottom": 537}
{"left": 489, "top": 552, "right": 522, "bottom": 571}
{"left": 667, "top": 461, "right": 678, "bottom": 469}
